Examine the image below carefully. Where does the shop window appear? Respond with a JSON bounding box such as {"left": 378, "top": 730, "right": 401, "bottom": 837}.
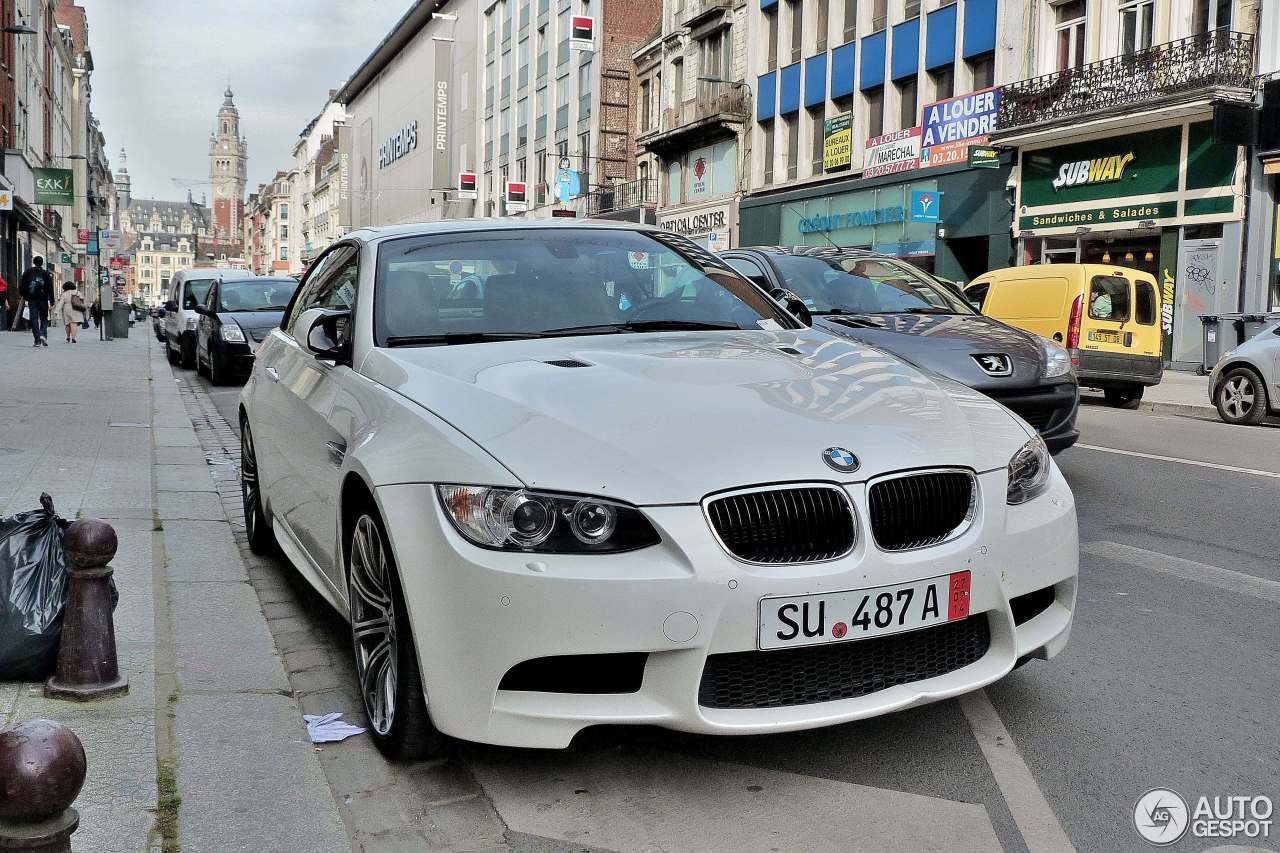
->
{"left": 898, "top": 78, "right": 917, "bottom": 130}
{"left": 865, "top": 87, "right": 884, "bottom": 137}
{"left": 842, "top": 0, "right": 857, "bottom": 43}
{"left": 1088, "top": 275, "right": 1131, "bottom": 323}
{"left": 1194, "top": 0, "right": 1232, "bottom": 34}
{"left": 1120, "top": 0, "right": 1154, "bottom": 56}
{"left": 1055, "top": 0, "right": 1086, "bottom": 71}
{"left": 1135, "top": 280, "right": 1157, "bottom": 325}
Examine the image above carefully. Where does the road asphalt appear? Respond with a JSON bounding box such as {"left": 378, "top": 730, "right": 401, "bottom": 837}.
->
{"left": 187, "top": 359, "right": 1280, "bottom": 853}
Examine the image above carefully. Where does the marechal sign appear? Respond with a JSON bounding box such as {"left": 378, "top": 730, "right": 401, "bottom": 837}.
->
{"left": 864, "top": 128, "right": 921, "bottom": 178}
{"left": 34, "top": 168, "right": 74, "bottom": 206}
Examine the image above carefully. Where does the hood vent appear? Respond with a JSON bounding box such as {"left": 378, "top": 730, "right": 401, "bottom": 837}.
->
{"left": 775, "top": 346, "right": 802, "bottom": 356}
{"left": 543, "top": 358, "right": 593, "bottom": 368}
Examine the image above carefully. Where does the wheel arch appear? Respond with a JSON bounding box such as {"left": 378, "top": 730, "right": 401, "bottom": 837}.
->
{"left": 1214, "top": 359, "right": 1269, "bottom": 399}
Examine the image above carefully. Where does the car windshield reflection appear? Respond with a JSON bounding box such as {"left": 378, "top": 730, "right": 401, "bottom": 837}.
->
{"left": 768, "top": 254, "right": 974, "bottom": 316}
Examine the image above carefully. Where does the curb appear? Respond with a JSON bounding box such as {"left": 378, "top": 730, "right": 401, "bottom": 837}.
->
{"left": 1139, "top": 400, "right": 1217, "bottom": 419}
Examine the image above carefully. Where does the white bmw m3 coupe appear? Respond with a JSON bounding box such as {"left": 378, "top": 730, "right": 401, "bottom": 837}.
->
{"left": 239, "top": 220, "right": 1078, "bottom": 758}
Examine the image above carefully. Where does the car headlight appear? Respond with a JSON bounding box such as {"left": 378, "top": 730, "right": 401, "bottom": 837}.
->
{"left": 221, "top": 324, "right": 246, "bottom": 343}
{"left": 1042, "top": 339, "right": 1072, "bottom": 379}
{"left": 436, "top": 485, "right": 661, "bottom": 553}
{"left": 185, "top": 316, "right": 198, "bottom": 330}
{"left": 1007, "top": 436, "right": 1051, "bottom": 505}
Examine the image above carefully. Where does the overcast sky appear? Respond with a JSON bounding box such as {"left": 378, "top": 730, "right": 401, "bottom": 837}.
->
{"left": 78, "top": 0, "right": 413, "bottom": 201}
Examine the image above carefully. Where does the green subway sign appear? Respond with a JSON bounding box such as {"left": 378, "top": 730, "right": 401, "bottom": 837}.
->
{"left": 1021, "top": 127, "right": 1181, "bottom": 208}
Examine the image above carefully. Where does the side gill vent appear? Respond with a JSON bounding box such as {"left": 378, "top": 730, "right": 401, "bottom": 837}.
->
{"left": 543, "top": 359, "right": 593, "bottom": 368}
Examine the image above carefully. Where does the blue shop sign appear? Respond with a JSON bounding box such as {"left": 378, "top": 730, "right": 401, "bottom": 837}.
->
{"left": 798, "top": 205, "right": 905, "bottom": 234}
{"left": 909, "top": 190, "right": 943, "bottom": 223}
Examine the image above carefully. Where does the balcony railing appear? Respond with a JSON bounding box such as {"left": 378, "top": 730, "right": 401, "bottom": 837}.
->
{"left": 680, "top": 0, "right": 732, "bottom": 26}
{"left": 584, "top": 178, "right": 658, "bottom": 216}
{"left": 642, "top": 80, "right": 750, "bottom": 143}
{"left": 996, "top": 30, "right": 1256, "bottom": 134}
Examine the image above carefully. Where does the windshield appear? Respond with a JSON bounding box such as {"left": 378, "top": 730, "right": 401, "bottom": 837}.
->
{"left": 768, "top": 254, "right": 974, "bottom": 315}
{"left": 373, "top": 229, "right": 794, "bottom": 345}
{"left": 218, "top": 278, "right": 299, "bottom": 311}
{"left": 183, "top": 279, "right": 215, "bottom": 308}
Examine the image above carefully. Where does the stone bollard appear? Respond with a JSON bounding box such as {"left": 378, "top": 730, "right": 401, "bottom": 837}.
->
{"left": 0, "top": 719, "right": 86, "bottom": 852}
{"left": 44, "top": 519, "right": 128, "bottom": 701}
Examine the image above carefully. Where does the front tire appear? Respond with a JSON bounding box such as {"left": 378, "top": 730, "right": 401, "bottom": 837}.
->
{"left": 347, "top": 510, "right": 444, "bottom": 761}
{"left": 1104, "top": 385, "right": 1143, "bottom": 409}
{"left": 165, "top": 335, "right": 179, "bottom": 365}
{"left": 1215, "top": 367, "right": 1268, "bottom": 426}
{"left": 208, "top": 349, "right": 226, "bottom": 386}
{"left": 240, "top": 417, "right": 278, "bottom": 555}
{"left": 180, "top": 334, "right": 196, "bottom": 369}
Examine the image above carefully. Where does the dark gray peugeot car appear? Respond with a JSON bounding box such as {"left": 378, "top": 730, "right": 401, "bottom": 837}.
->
{"left": 720, "top": 246, "right": 1079, "bottom": 453}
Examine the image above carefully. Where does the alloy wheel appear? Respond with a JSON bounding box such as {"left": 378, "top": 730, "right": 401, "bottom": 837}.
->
{"left": 240, "top": 422, "right": 261, "bottom": 541}
{"left": 349, "top": 515, "right": 398, "bottom": 737}
{"left": 1222, "top": 376, "right": 1255, "bottom": 420}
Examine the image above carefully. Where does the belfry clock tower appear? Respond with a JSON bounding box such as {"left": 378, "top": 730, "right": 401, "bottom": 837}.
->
{"left": 209, "top": 87, "right": 248, "bottom": 246}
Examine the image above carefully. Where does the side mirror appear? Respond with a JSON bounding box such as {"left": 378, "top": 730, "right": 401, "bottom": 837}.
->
{"left": 770, "top": 287, "right": 812, "bottom": 327}
{"left": 297, "top": 306, "right": 351, "bottom": 362}
{"left": 164, "top": 300, "right": 178, "bottom": 312}
{"left": 193, "top": 305, "right": 210, "bottom": 316}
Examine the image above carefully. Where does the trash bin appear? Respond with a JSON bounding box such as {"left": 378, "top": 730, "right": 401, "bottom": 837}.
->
{"left": 109, "top": 301, "right": 129, "bottom": 339}
{"left": 1241, "top": 313, "right": 1270, "bottom": 341}
{"left": 1200, "top": 315, "right": 1224, "bottom": 374}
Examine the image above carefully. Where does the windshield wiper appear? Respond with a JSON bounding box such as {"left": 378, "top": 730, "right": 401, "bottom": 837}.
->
{"left": 385, "top": 332, "right": 546, "bottom": 347}
{"left": 872, "top": 307, "right": 962, "bottom": 315}
{"left": 539, "top": 319, "right": 742, "bottom": 335}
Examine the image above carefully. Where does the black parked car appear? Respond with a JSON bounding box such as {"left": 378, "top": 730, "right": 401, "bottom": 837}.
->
{"left": 719, "top": 246, "right": 1079, "bottom": 453}
{"left": 194, "top": 276, "right": 300, "bottom": 385}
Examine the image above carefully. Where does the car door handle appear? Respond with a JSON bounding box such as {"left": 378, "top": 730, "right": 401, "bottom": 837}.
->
{"left": 265, "top": 367, "right": 280, "bottom": 382}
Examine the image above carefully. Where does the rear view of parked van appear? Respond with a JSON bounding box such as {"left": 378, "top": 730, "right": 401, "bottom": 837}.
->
{"left": 966, "top": 264, "right": 1163, "bottom": 408}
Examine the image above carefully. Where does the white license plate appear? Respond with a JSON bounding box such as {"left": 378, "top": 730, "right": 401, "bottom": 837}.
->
{"left": 758, "top": 571, "right": 971, "bottom": 650}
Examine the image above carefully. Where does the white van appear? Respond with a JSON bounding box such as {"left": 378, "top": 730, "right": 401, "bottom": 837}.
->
{"left": 163, "top": 268, "right": 240, "bottom": 368}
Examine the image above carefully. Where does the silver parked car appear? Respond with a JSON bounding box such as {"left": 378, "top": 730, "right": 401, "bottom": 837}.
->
{"left": 1209, "top": 318, "right": 1280, "bottom": 425}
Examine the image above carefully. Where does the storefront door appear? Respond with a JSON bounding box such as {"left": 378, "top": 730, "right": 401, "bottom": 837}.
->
{"left": 1174, "top": 239, "right": 1221, "bottom": 364}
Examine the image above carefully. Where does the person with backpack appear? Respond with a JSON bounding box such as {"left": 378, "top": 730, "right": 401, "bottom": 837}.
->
{"left": 19, "top": 257, "right": 55, "bottom": 347}
{"left": 53, "top": 282, "right": 85, "bottom": 343}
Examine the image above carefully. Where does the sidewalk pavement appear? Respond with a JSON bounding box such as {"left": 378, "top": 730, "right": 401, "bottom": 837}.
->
{"left": 1081, "top": 369, "right": 1215, "bottom": 418}
{"left": 0, "top": 325, "right": 347, "bottom": 852}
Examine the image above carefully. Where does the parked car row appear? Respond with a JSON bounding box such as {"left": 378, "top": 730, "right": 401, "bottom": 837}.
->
{"left": 239, "top": 221, "right": 1080, "bottom": 759}
{"left": 160, "top": 269, "right": 300, "bottom": 385}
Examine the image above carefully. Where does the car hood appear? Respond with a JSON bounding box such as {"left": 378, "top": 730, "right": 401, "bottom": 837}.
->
{"left": 219, "top": 310, "right": 286, "bottom": 331}
{"left": 814, "top": 313, "right": 1051, "bottom": 390}
{"left": 360, "top": 329, "right": 1032, "bottom": 505}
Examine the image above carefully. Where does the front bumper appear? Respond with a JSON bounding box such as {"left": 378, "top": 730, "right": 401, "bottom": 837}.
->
{"left": 213, "top": 338, "right": 256, "bottom": 375}
{"left": 986, "top": 381, "right": 1079, "bottom": 454}
{"left": 378, "top": 466, "right": 1078, "bottom": 749}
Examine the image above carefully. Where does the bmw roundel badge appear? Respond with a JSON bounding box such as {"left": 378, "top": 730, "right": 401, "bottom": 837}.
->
{"left": 822, "top": 447, "right": 860, "bottom": 473}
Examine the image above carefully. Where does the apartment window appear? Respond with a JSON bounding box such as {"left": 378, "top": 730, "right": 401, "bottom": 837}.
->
{"left": 969, "top": 53, "right": 995, "bottom": 89}
{"left": 1194, "top": 0, "right": 1232, "bottom": 33}
{"left": 485, "top": 114, "right": 495, "bottom": 161}
{"left": 904, "top": 0, "right": 920, "bottom": 18}
{"left": 871, "top": 0, "right": 886, "bottom": 31}
{"left": 1056, "top": 0, "right": 1086, "bottom": 71}
{"left": 579, "top": 57, "right": 593, "bottom": 118}
{"left": 842, "top": 0, "right": 856, "bottom": 42}
{"left": 537, "top": 26, "right": 549, "bottom": 79}
{"left": 519, "top": 0, "right": 530, "bottom": 29}
{"left": 518, "top": 37, "right": 530, "bottom": 88}
{"left": 898, "top": 78, "right": 917, "bottom": 129}
{"left": 556, "top": 73, "right": 570, "bottom": 129}
{"left": 500, "top": 106, "right": 511, "bottom": 154}
{"left": 640, "top": 80, "right": 651, "bottom": 130}
{"left": 1120, "top": 0, "right": 1154, "bottom": 55}
{"left": 785, "top": 116, "right": 799, "bottom": 180}
{"left": 762, "top": 123, "right": 775, "bottom": 184}
{"left": 536, "top": 150, "right": 548, "bottom": 204}
{"left": 517, "top": 96, "right": 529, "bottom": 146}
{"left": 502, "top": 47, "right": 512, "bottom": 98}
{"left": 789, "top": 0, "right": 803, "bottom": 64}
{"left": 517, "top": 157, "right": 527, "bottom": 182}
{"left": 816, "top": 0, "right": 829, "bottom": 52}
{"left": 810, "top": 109, "right": 825, "bottom": 173}
{"left": 280, "top": 224, "right": 288, "bottom": 239}
{"left": 931, "top": 66, "right": 954, "bottom": 100}
{"left": 161, "top": 256, "right": 171, "bottom": 265}
{"left": 557, "top": 7, "right": 570, "bottom": 65}
{"left": 280, "top": 246, "right": 288, "bottom": 261}
{"left": 503, "top": 0, "right": 514, "bottom": 41}
{"left": 579, "top": 131, "right": 591, "bottom": 188}
{"left": 279, "top": 203, "right": 288, "bottom": 220}
{"left": 486, "top": 11, "right": 496, "bottom": 55}
{"left": 766, "top": 10, "right": 778, "bottom": 71}
{"left": 672, "top": 59, "right": 684, "bottom": 105}
{"left": 702, "top": 31, "right": 727, "bottom": 83}
{"left": 865, "top": 87, "right": 884, "bottom": 137}
{"left": 536, "top": 85, "right": 548, "bottom": 138}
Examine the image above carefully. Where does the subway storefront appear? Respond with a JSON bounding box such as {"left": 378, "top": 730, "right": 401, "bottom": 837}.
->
{"left": 738, "top": 157, "right": 1014, "bottom": 282}
{"left": 1013, "top": 117, "right": 1244, "bottom": 367}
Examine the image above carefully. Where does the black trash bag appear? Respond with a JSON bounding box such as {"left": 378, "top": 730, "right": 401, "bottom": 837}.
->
{"left": 0, "top": 493, "right": 69, "bottom": 679}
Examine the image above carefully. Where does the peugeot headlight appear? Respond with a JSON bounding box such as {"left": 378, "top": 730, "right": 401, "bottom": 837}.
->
{"left": 1043, "top": 339, "right": 1073, "bottom": 379}
{"left": 221, "top": 324, "right": 246, "bottom": 343}
{"left": 1007, "top": 436, "right": 1051, "bottom": 505}
{"left": 437, "top": 485, "right": 660, "bottom": 553}
{"left": 185, "top": 316, "right": 198, "bottom": 330}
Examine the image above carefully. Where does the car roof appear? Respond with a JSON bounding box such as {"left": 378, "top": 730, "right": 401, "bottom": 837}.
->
{"left": 729, "top": 246, "right": 896, "bottom": 261}
{"left": 347, "top": 217, "right": 664, "bottom": 244}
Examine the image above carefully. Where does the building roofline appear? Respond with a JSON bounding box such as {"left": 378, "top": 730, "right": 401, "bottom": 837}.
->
{"left": 335, "top": 0, "right": 451, "bottom": 105}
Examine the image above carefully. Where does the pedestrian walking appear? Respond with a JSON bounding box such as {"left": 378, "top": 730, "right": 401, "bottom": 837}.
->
{"left": 18, "top": 256, "right": 55, "bottom": 347}
{"left": 89, "top": 299, "right": 101, "bottom": 329}
{"left": 53, "top": 283, "right": 86, "bottom": 343}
